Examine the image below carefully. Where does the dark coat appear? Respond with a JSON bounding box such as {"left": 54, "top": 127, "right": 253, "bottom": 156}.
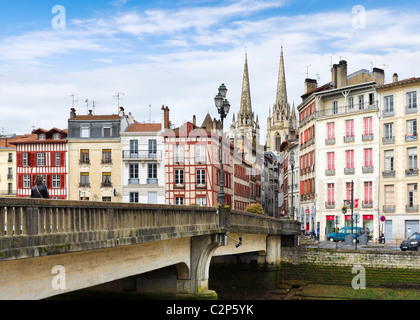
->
{"left": 30, "top": 184, "right": 50, "bottom": 199}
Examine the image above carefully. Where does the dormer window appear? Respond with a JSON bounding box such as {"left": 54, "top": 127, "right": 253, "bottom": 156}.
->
{"left": 39, "top": 133, "right": 46, "bottom": 140}
{"left": 53, "top": 133, "right": 61, "bottom": 140}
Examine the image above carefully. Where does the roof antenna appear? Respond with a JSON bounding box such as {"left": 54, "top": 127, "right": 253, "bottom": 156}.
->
{"left": 149, "top": 104, "right": 151, "bottom": 122}
{"left": 304, "top": 64, "right": 311, "bottom": 78}
{"left": 113, "top": 91, "right": 125, "bottom": 111}
{"left": 70, "top": 94, "right": 78, "bottom": 108}
{"left": 85, "top": 99, "right": 89, "bottom": 114}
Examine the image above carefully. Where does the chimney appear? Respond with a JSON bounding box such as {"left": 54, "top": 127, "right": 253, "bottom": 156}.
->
{"left": 118, "top": 106, "right": 125, "bottom": 117}
{"left": 393, "top": 73, "right": 398, "bottom": 83}
{"left": 70, "top": 108, "right": 76, "bottom": 119}
{"left": 164, "top": 106, "right": 170, "bottom": 129}
{"left": 337, "top": 60, "right": 347, "bottom": 88}
{"left": 372, "top": 67, "right": 385, "bottom": 85}
{"left": 193, "top": 115, "right": 196, "bottom": 126}
{"left": 331, "top": 64, "right": 338, "bottom": 88}
{"left": 304, "top": 78, "right": 318, "bottom": 94}
{"left": 88, "top": 109, "right": 93, "bottom": 115}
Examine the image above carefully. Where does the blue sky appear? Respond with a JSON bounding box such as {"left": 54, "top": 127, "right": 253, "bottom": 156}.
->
{"left": 1, "top": 0, "right": 420, "bottom": 137}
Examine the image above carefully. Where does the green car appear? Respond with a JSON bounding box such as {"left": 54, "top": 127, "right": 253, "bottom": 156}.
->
{"left": 327, "top": 227, "right": 363, "bottom": 242}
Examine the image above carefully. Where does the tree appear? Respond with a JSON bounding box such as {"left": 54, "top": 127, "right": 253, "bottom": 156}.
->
{"left": 245, "top": 203, "right": 263, "bottom": 215}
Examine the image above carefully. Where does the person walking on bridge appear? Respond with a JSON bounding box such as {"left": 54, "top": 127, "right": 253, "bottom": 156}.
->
{"left": 30, "top": 175, "right": 50, "bottom": 199}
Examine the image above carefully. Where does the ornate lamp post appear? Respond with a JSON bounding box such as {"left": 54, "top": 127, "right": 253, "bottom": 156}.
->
{"left": 289, "top": 150, "right": 295, "bottom": 219}
{"left": 214, "top": 84, "right": 230, "bottom": 206}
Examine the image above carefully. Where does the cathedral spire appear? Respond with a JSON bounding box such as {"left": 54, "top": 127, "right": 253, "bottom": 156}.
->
{"left": 239, "top": 50, "right": 252, "bottom": 117}
{"left": 275, "top": 46, "right": 288, "bottom": 111}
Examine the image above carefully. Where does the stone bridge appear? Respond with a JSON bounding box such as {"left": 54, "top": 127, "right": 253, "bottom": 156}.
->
{"left": 0, "top": 198, "right": 300, "bottom": 299}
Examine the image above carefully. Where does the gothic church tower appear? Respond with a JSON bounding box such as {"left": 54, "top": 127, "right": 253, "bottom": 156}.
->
{"left": 266, "top": 47, "right": 297, "bottom": 156}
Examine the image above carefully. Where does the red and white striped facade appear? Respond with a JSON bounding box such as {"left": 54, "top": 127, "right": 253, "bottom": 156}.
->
{"left": 13, "top": 129, "right": 68, "bottom": 199}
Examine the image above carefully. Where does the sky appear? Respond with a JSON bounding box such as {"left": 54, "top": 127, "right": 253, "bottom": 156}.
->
{"left": 1, "top": 0, "right": 420, "bottom": 142}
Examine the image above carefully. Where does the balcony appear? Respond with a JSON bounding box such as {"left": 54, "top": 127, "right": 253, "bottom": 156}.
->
{"left": 101, "top": 182, "right": 113, "bottom": 188}
{"left": 362, "top": 166, "right": 374, "bottom": 174}
{"left": 122, "top": 150, "right": 162, "bottom": 160}
{"left": 362, "top": 134, "right": 374, "bottom": 141}
{"left": 343, "top": 135, "right": 355, "bottom": 143}
{"left": 405, "top": 133, "right": 418, "bottom": 142}
{"left": 405, "top": 168, "right": 419, "bottom": 176}
{"left": 325, "top": 201, "right": 335, "bottom": 209}
{"left": 405, "top": 105, "right": 418, "bottom": 114}
{"left": 316, "top": 101, "right": 378, "bottom": 119}
{"left": 128, "top": 178, "right": 139, "bottom": 185}
{"left": 383, "top": 205, "right": 395, "bottom": 213}
{"left": 79, "top": 182, "right": 90, "bottom": 188}
{"left": 362, "top": 200, "right": 373, "bottom": 208}
{"left": 195, "top": 183, "right": 206, "bottom": 189}
{"left": 382, "top": 170, "right": 395, "bottom": 178}
{"left": 147, "top": 178, "right": 158, "bottom": 185}
{"left": 325, "top": 169, "right": 336, "bottom": 176}
{"left": 406, "top": 205, "right": 419, "bottom": 213}
{"left": 344, "top": 167, "right": 355, "bottom": 175}
{"left": 382, "top": 109, "right": 395, "bottom": 118}
{"left": 382, "top": 136, "right": 395, "bottom": 144}
{"left": 325, "top": 138, "right": 336, "bottom": 145}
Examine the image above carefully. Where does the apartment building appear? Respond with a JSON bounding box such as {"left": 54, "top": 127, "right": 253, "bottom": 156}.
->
{"left": 12, "top": 128, "right": 68, "bottom": 199}
{"left": 120, "top": 106, "right": 168, "bottom": 204}
{"left": 67, "top": 107, "right": 132, "bottom": 202}
{"left": 377, "top": 75, "right": 420, "bottom": 242}
{"left": 0, "top": 134, "right": 23, "bottom": 197}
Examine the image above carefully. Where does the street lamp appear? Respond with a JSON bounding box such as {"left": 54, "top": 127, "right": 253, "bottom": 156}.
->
{"left": 289, "top": 149, "right": 295, "bottom": 219}
{"left": 214, "top": 83, "right": 230, "bottom": 206}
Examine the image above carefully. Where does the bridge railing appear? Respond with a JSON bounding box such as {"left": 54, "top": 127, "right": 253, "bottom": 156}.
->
{"left": 0, "top": 198, "right": 221, "bottom": 238}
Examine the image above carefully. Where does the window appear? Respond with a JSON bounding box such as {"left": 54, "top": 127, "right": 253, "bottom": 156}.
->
{"left": 346, "top": 150, "right": 354, "bottom": 168}
{"left": 53, "top": 133, "right": 61, "bottom": 140}
{"left": 174, "top": 145, "right": 184, "bottom": 163}
{"left": 407, "top": 91, "right": 417, "bottom": 109}
{"left": 8, "top": 153, "right": 12, "bottom": 162}
{"left": 80, "top": 173, "right": 89, "bottom": 187}
{"left": 364, "top": 117, "right": 373, "bottom": 135}
{"left": 39, "top": 133, "right": 46, "bottom": 140}
{"left": 55, "top": 153, "right": 61, "bottom": 167}
{"left": 327, "top": 183, "right": 335, "bottom": 205}
{"left": 358, "top": 95, "right": 364, "bottom": 109}
{"left": 384, "top": 95, "right": 394, "bottom": 113}
{"left": 37, "top": 153, "right": 45, "bottom": 166}
{"left": 364, "top": 148, "right": 373, "bottom": 167}
{"left": 148, "top": 163, "right": 157, "bottom": 184}
{"left": 345, "top": 120, "right": 354, "bottom": 137}
{"left": 148, "top": 139, "right": 157, "bottom": 158}
{"left": 369, "top": 93, "right": 375, "bottom": 106}
{"left": 275, "top": 133, "right": 281, "bottom": 151}
{"left": 7, "top": 167, "right": 12, "bottom": 180}
{"left": 52, "top": 175, "right": 60, "bottom": 188}
{"left": 327, "top": 122, "right": 335, "bottom": 140}
{"left": 384, "top": 123, "right": 393, "bottom": 140}
{"left": 384, "top": 150, "right": 394, "bottom": 171}
{"left": 130, "top": 192, "right": 139, "bottom": 203}
{"left": 130, "top": 140, "right": 138, "bottom": 157}
{"left": 408, "top": 147, "right": 417, "bottom": 169}
{"left": 129, "top": 163, "right": 139, "bottom": 184}
{"left": 23, "top": 175, "right": 30, "bottom": 188}
{"left": 175, "top": 169, "right": 184, "bottom": 184}
{"left": 197, "top": 197, "right": 206, "bottom": 206}
{"left": 348, "top": 97, "right": 354, "bottom": 109}
{"left": 102, "top": 149, "right": 112, "bottom": 164}
{"left": 385, "top": 185, "right": 394, "bottom": 206}
{"left": 346, "top": 182, "right": 352, "bottom": 204}
{"left": 22, "top": 153, "right": 28, "bottom": 166}
{"left": 102, "top": 172, "right": 112, "bottom": 187}
{"left": 102, "top": 124, "right": 112, "bottom": 138}
{"left": 364, "top": 181, "right": 373, "bottom": 204}
{"left": 406, "top": 119, "right": 417, "bottom": 140}
{"left": 195, "top": 144, "right": 206, "bottom": 163}
{"left": 327, "top": 152, "right": 335, "bottom": 170}
{"left": 102, "top": 197, "right": 111, "bottom": 202}
{"left": 175, "top": 197, "right": 184, "bottom": 205}
{"left": 196, "top": 169, "right": 206, "bottom": 185}
{"left": 80, "top": 149, "right": 90, "bottom": 164}
{"left": 408, "top": 184, "right": 418, "bottom": 207}
{"left": 80, "top": 124, "right": 90, "bottom": 138}
{"left": 332, "top": 101, "right": 338, "bottom": 114}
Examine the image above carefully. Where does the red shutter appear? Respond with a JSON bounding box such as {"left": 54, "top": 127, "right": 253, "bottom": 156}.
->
{"left": 17, "top": 152, "right": 22, "bottom": 167}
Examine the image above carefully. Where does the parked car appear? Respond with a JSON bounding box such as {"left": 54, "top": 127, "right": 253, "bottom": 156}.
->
{"left": 400, "top": 232, "right": 420, "bottom": 251}
{"left": 327, "top": 227, "right": 363, "bottom": 242}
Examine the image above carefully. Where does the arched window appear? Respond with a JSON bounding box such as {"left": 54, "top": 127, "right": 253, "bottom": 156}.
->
{"left": 275, "top": 133, "right": 281, "bottom": 151}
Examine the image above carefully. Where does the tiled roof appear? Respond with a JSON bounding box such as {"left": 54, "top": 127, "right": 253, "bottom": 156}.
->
{"left": 376, "top": 77, "right": 420, "bottom": 89}
{"left": 126, "top": 123, "right": 162, "bottom": 132}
